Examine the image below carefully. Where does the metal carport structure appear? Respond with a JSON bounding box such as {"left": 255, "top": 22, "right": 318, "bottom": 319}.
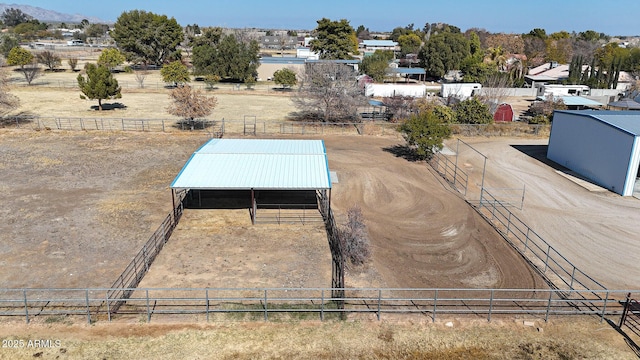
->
{"left": 170, "top": 139, "right": 332, "bottom": 224}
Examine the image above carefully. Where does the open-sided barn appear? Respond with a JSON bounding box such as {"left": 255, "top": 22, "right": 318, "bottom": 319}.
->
{"left": 171, "top": 139, "right": 332, "bottom": 223}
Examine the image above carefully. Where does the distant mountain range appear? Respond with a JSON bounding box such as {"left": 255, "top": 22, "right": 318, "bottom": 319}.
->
{"left": 0, "top": 3, "right": 108, "bottom": 24}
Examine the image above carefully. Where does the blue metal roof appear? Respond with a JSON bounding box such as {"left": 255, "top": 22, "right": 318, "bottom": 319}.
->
{"left": 171, "top": 139, "right": 331, "bottom": 190}
{"left": 555, "top": 110, "right": 640, "bottom": 136}
{"left": 361, "top": 40, "right": 398, "bottom": 47}
{"left": 368, "top": 99, "right": 386, "bottom": 107}
{"left": 539, "top": 96, "right": 603, "bottom": 107}
{"left": 391, "top": 67, "right": 426, "bottom": 75}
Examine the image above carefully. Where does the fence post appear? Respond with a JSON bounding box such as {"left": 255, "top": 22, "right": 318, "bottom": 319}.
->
{"left": 433, "top": 289, "right": 437, "bottom": 323}
{"left": 488, "top": 289, "right": 494, "bottom": 322}
{"left": 569, "top": 267, "right": 576, "bottom": 290}
{"left": 544, "top": 245, "right": 551, "bottom": 272}
{"left": 106, "top": 291, "right": 111, "bottom": 322}
{"left": 23, "top": 290, "right": 29, "bottom": 324}
{"left": 377, "top": 289, "right": 381, "bottom": 321}
{"left": 524, "top": 228, "right": 530, "bottom": 254}
{"left": 545, "top": 291, "right": 553, "bottom": 322}
{"left": 619, "top": 293, "right": 631, "bottom": 328}
{"left": 205, "top": 289, "right": 209, "bottom": 322}
{"left": 321, "top": 290, "right": 324, "bottom": 321}
{"left": 264, "top": 290, "right": 268, "bottom": 321}
{"left": 146, "top": 289, "right": 151, "bottom": 323}
{"left": 600, "top": 291, "right": 609, "bottom": 323}
{"left": 86, "top": 290, "right": 91, "bottom": 324}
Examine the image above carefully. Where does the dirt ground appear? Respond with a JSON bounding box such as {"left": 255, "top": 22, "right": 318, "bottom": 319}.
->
{"left": 1, "top": 63, "right": 638, "bottom": 356}
{"left": 444, "top": 137, "right": 640, "bottom": 290}
{"left": 0, "top": 131, "right": 209, "bottom": 288}
{"left": 0, "top": 130, "right": 542, "bottom": 292}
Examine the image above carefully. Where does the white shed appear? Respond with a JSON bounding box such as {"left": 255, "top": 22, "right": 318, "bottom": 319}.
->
{"left": 547, "top": 110, "right": 640, "bottom": 196}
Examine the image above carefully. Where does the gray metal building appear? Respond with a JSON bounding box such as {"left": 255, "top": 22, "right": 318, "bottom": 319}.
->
{"left": 547, "top": 110, "right": 640, "bottom": 196}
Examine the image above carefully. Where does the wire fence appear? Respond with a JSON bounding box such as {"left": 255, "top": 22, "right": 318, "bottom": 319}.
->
{"left": 16, "top": 79, "right": 300, "bottom": 93}
{"left": 0, "top": 287, "right": 634, "bottom": 324}
{"left": 1, "top": 115, "right": 550, "bottom": 138}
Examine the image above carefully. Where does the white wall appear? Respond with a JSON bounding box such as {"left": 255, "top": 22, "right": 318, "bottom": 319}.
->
{"left": 547, "top": 111, "right": 636, "bottom": 195}
{"left": 365, "top": 84, "right": 427, "bottom": 97}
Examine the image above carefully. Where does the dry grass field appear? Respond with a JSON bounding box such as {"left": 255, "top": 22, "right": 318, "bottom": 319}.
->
{"left": 0, "top": 63, "right": 639, "bottom": 358}
{"left": 0, "top": 317, "right": 637, "bottom": 359}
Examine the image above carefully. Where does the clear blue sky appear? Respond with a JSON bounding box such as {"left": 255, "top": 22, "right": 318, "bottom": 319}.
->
{"left": 6, "top": 0, "right": 640, "bottom": 36}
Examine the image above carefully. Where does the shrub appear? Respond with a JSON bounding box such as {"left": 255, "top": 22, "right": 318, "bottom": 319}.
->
{"left": 337, "top": 205, "right": 371, "bottom": 267}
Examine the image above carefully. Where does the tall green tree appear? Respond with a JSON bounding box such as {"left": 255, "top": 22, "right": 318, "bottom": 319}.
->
{"left": 110, "top": 10, "right": 183, "bottom": 65}
{"left": 273, "top": 68, "right": 297, "bottom": 88}
{"left": 454, "top": 98, "right": 493, "bottom": 124}
{"left": 419, "top": 32, "right": 470, "bottom": 78}
{"left": 77, "top": 63, "right": 122, "bottom": 111}
{"left": 1, "top": 8, "right": 30, "bottom": 27}
{"left": 161, "top": 60, "right": 190, "bottom": 86}
{"left": 397, "top": 33, "right": 422, "bottom": 56}
{"left": 97, "top": 48, "right": 126, "bottom": 71}
{"left": 309, "top": 18, "right": 357, "bottom": 60}
{"left": 360, "top": 50, "right": 393, "bottom": 82}
{"left": 192, "top": 34, "right": 259, "bottom": 82}
{"left": 399, "top": 110, "right": 452, "bottom": 160}
{"left": 6, "top": 47, "right": 33, "bottom": 69}
{"left": 0, "top": 35, "right": 19, "bottom": 58}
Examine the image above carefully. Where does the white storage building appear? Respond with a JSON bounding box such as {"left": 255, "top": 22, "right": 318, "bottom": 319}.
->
{"left": 547, "top": 110, "right": 640, "bottom": 196}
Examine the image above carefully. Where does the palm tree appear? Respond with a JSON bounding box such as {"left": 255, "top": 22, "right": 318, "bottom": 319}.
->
{"left": 508, "top": 57, "right": 524, "bottom": 81}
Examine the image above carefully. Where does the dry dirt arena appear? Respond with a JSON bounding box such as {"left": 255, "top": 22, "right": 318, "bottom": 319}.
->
{"left": 445, "top": 137, "right": 640, "bottom": 290}
{"left": 0, "top": 130, "right": 543, "bottom": 292}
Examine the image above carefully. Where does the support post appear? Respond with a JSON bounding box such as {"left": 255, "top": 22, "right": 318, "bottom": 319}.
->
{"left": 171, "top": 189, "right": 176, "bottom": 219}
{"left": 251, "top": 189, "right": 256, "bottom": 225}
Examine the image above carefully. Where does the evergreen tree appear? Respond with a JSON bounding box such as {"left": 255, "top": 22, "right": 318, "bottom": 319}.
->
{"left": 309, "top": 18, "right": 357, "bottom": 60}
{"left": 111, "top": 10, "right": 183, "bottom": 65}
{"left": 77, "top": 63, "right": 122, "bottom": 110}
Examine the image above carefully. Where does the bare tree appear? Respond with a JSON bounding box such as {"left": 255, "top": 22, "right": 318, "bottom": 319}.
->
{"left": 134, "top": 65, "right": 148, "bottom": 89}
{"left": 0, "top": 61, "right": 19, "bottom": 117}
{"left": 232, "top": 28, "right": 259, "bottom": 44}
{"left": 22, "top": 62, "right": 41, "bottom": 85}
{"left": 476, "top": 74, "right": 513, "bottom": 112}
{"left": 292, "top": 63, "right": 364, "bottom": 122}
{"left": 166, "top": 84, "right": 217, "bottom": 130}
{"left": 68, "top": 58, "right": 78, "bottom": 72}
{"left": 337, "top": 205, "right": 371, "bottom": 268}
{"left": 36, "top": 51, "right": 61, "bottom": 71}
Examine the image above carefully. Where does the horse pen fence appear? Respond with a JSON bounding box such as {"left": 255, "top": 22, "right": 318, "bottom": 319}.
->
{"left": 428, "top": 141, "right": 609, "bottom": 302}
{"left": 3, "top": 118, "right": 634, "bottom": 329}
{"left": 0, "top": 287, "right": 634, "bottom": 324}
{"left": 1, "top": 115, "right": 550, "bottom": 138}
{"left": 107, "top": 190, "right": 187, "bottom": 313}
